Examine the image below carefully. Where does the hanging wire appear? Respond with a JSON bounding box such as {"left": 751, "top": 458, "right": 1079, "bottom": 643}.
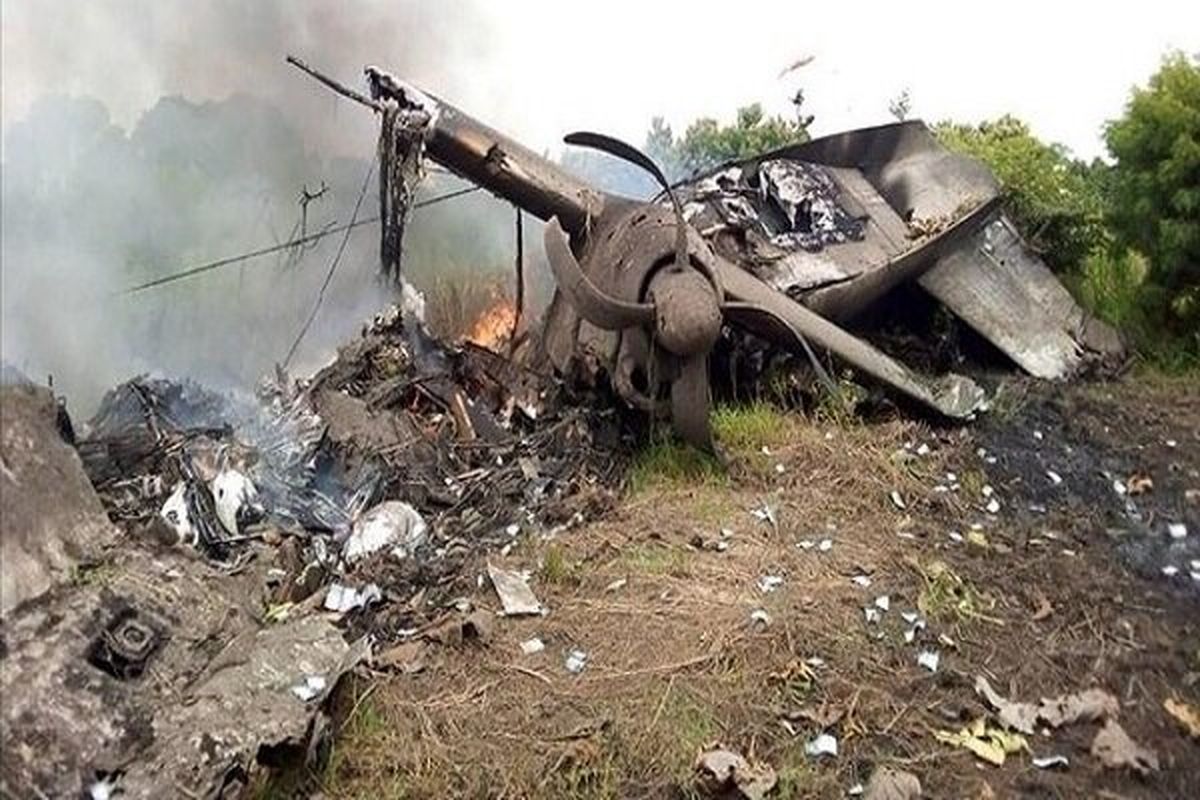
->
{"left": 282, "top": 159, "right": 376, "bottom": 368}
{"left": 122, "top": 185, "right": 483, "bottom": 295}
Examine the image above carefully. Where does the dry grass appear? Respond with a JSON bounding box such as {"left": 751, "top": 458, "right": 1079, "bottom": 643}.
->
{"left": 252, "top": 410, "right": 953, "bottom": 798}
{"left": 246, "top": 379, "right": 1200, "bottom": 799}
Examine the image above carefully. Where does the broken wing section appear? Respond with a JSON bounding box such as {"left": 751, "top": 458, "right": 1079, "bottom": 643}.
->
{"left": 700, "top": 121, "right": 1123, "bottom": 378}
{"left": 919, "top": 210, "right": 1124, "bottom": 378}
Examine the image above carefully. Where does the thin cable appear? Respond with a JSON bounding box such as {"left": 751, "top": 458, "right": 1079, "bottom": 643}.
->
{"left": 123, "top": 185, "right": 483, "bottom": 294}
{"left": 282, "top": 160, "right": 375, "bottom": 368}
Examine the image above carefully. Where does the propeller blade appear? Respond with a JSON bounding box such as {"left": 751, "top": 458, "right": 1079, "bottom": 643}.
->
{"left": 563, "top": 131, "right": 689, "bottom": 269}
{"left": 544, "top": 217, "right": 654, "bottom": 330}
{"left": 563, "top": 132, "right": 673, "bottom": 197}
{"left": 670, "top": 353, "right": 715, "bottom": 452}
{"left": 722, "top": 300, "right": 837, "bottom": 393}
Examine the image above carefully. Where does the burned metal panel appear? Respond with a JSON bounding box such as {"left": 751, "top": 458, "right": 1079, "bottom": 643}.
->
{"left": 1, "top": 549, "right": 360, "bottom": 799}
{"left": 919, "top": 212, "right": 1123, "bottom": 378}
{"left": 0, "top": 386, "right": 364, "bottom": 799}
{"left": 805, "top": 197, "right": 1002, "bottom": 322}
{"left": 760, "top": 120, "right": 1001, "bottom": 224}
{"left": 678, "top": 159, "right": 899, "bottom": 299}
{"left": 673, "top": 122, "right": 1008, "bottom": 324}
{"left": 0, "top": 384, "right": 118, "bottom": 614}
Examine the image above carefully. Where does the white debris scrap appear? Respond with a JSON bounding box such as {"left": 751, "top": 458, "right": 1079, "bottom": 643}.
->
{"left": 986, "top": 498, "right": 1001, "bottom": 514}
{"left": 852, "top": 575, "right": 872, "bottom": 588}
{"left": 1167, "top": 522, "right": 1188, "bottom": 540}
{"left": 564, "top": 648, "right": 588, "bottom": 674}
{"left": 487, "top": 563, "right": 543, "bottom": 616}
{"left": 757, "top": 575, "right": 784, "bottom": 594}
{"left": 1162, "top": 565, "right": 1179, "bottom": 577}
{"left": 889, "top": 491, "right": 906, "bottom": 510}
{"left": 323, "top": 582, "right": 382, "bottom": 613}
{"left": 818, "top": 538, "right": 833, "bottom": 552}
{"left": 605, "top": 578, "right": 628, "bottom": 593}
{"left": 1046, "top": 470, "right": 1063, "bottom": 485}
{"left": 917, "top": 650, "right": 940, "bottom": 672}
{"left": 344, "top": 501, "right": 427, "bottom": 563}
{"left": 160, "top": 482, "right": 196, "bottom": 546}
{"left": 874, "top": 595, "right": 890, "bottom": 612}
{"left": 290, "top": 674, "right": 327, "bottom": 702}
{"left": 211, "top": 468, "right": 258, "bottom": 535}
{"left": 520, "top": 637, "right": 545, "bottom": 655}
{"left": 1032, "top": 755, "right": 1070, "bottom": 769}
{"left": 750, "top": 608, "right": 772, "bottom": 626}
{"left": 751, "top": 503, "right": 778, "bottom": 527}
{"left": 804, "top": 732, "right": 838, "bottom": 758}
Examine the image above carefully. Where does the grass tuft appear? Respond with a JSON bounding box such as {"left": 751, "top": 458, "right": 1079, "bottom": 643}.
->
{"left": 621, "top": 543, "right": 691, "bottom": 578}
{"left": 629, "top": 437, "right": 724, "bottom": 493}
{"left": 914, "top": 559, "right": 997, "bottom": 624}
{"left": 711, "top": 402, "right": 792, "bottom": 454}
{"left": 541, "top": 544, "right": 580, "bottom": 586}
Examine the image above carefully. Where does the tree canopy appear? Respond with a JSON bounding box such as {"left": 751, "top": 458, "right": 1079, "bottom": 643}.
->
{"left": 646, "top": 101, "right": 813, "bottom": 180}
{"left": 1104, "top": 51, "right": 1200, "bottom": 328}
{"left": 934, "top": 115, "right": 1107, "bottom": 273}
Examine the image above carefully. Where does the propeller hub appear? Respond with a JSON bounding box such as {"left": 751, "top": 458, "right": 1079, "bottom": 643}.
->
{"left": 648, "top": 268, "right": 722, "bottom": 358}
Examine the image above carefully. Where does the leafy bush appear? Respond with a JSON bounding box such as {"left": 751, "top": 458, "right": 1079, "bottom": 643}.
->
{"left": 935, "top": 115, "right": 1107, "bottom": 272}
{"left": 1104, "top": 51, "right": 1200, "bottom": 336}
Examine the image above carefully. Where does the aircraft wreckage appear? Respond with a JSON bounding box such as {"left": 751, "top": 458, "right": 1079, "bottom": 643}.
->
{"left": 313, "top": 59, "right": 1122, "bottom": 449}
{"left": 0, "top": 60, "right": 1123, "bottom": 798}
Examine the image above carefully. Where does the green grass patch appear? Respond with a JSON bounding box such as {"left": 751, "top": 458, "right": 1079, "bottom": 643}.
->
{"left": 711, "top": 402, "right": 791, "bottom": 453}
{"left": 70, "top": 561, "right": 117, "bottom": 587}
{"left": 957, "top": 468, "right": 988, "bottom": 499}
{"left": 654, "top": 690, "right": 720, "bottom": 783}
{"left": 811, "top": 378, "right": 867, "bottom": 427}
{"left": 628, "top": 402, "right": 797, "bottom": 492}
{"left": 629, "top": 437, "right": 724, "bottom": 493}
{"left": 1074, "top": 248, "right": 1200, "bottom": 373}
{"left": 540, "top": 544, "right": 581, "bottom": 586}
{"left": 542, "top": 740, "right": 619, "bottom": 800}
{"left": 621, "top": 543, "right": 691, "bottom": 578}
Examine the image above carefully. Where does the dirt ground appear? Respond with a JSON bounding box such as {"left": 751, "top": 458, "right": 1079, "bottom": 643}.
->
{"left": 256, "top": 372, "right": 1198, "bottom": 799}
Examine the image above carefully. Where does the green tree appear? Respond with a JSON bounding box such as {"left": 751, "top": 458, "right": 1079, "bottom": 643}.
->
{"left": 934, "top": 115, "right": 1106, "bottom": 272}
{"left": 659, "top": 101, "right": 812, "bottom": 178}
{"left": 1104, "top": 51, "right": 1200, "bottom": 332}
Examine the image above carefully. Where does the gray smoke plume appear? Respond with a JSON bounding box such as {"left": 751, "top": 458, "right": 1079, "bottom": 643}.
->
{"left": 1, "top": 1, "right": 535, "bottom": 415}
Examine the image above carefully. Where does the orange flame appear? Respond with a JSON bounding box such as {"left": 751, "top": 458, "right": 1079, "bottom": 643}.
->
{"left": 466, "top": 299, "right": 517, "bottom": 350}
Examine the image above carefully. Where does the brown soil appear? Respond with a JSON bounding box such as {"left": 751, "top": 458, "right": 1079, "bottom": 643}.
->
{"left": 256, "top": 373, "right": 1199, "bottom": 799}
